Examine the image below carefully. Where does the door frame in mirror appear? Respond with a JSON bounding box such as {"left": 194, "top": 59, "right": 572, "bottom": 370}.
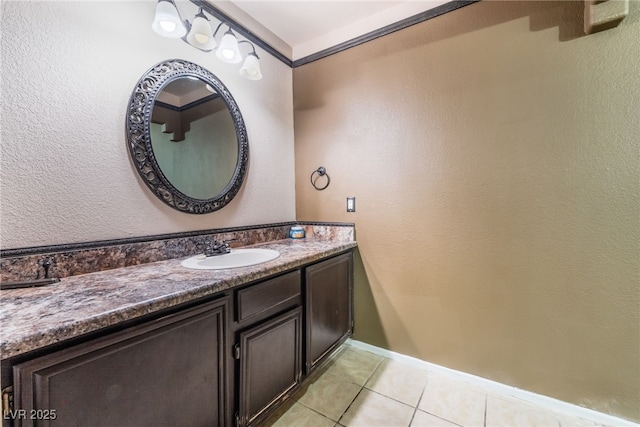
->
{"left": 126, "top": 59, "right": 248, "bottom": 214}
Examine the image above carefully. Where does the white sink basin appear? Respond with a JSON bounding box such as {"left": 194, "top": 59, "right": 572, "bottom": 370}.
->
{"left": 181, "top": 248, "right": 280, "bottom": 270}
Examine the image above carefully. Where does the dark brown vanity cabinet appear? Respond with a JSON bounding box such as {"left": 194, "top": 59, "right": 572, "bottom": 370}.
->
{"left": 10, "top": 297, "right": 229, "bottom": 427}
{"left": 305, "top": 252, "right": 354, "bottom": 373}
{"left": 4, "top": 250, "right": 354, "bottom": 427}
{"left": 236, "top": 308, "right": 302, "bottom": 426}
{"left": 232, "top": 252, "right": 354, "bottom": 426}
{"left": 233, "top": 271, "right": 303, "bottom": 427}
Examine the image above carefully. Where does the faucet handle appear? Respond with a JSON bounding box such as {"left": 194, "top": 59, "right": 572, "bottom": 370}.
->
{"left": 204, "top": 239, "right": 232, "bottom": 256}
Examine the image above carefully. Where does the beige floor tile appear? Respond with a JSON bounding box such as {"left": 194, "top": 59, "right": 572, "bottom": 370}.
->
{"left": 340, "top": 389, "right": 415, "bottom": 427}
{"left": 324, "top": 347, "right": 384, "bottom": 386}
{"left": 552, "top": 411, "right": 598, "bottom": 426}
{"left": 263, "top": 343, "right": 612, "bottom": 427}
{"left": 486, "top": 395, "right": 561, "bottom": 427}
{"left": 264, "top": 402, "right": 335, "bottom": 427}
{"left": 557, "top": 417, "right": 597, "bottom": 426}
{"left": 297, "top": 371, "right": 362, "bottom": 421}
{"left": 411, "top": 410, "right": 460, "bottom": 426}
{"left": 418, "top": 374, "right": 486, "bottom": 427}
{"left": 365, "top": 358, "right": 429, "bottom": 406}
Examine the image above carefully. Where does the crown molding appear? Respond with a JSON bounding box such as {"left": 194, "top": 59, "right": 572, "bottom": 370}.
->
{"left": 192, "top": 0, "right": 479, "bottom": 69}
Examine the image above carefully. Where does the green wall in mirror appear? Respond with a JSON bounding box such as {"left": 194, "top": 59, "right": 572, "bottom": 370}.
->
{"left": 150, "top": 81, "right": 238, "bottom": 200}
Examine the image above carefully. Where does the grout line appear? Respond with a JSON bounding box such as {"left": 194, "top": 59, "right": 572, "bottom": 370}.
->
{"left": 411, "top": 376, "right": 465, "bottom": 427}
{"left": 408, "top": 384, "right": 428, "bottom": 427}
{"left": 335, "top": 345, "right": 386, "bottom": 425}
{"left": 423, "top": 412, "right": 464, "bottom": 427}
{"left": 348, "top": 339, "right": 640, "bottom": 427}
{"left": 296, "top": 401, "right": 342, "bottom": 425}
{"left": 343, "top": 356, "right": 381, "bottom": 423}
{"left": 336, "top": 386, "right": 366, "bottom": 426}
{"left": 484, "top": 393, "right": 488, "bottom": 427}
{"left": 408, "top": 407, "right": 418, "bottom": 427}
{"left": 352, "top": 346, "right": 461, "bottom": 427}
{"left": 361, "top": 386, "right": 420, "bottom": 410}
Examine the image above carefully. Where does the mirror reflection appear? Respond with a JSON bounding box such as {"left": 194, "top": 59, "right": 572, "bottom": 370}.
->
{"left": 150, "top": 77, "right": 238, "bottom": 200}
{"left": 126, "top": 59, "right": 248, "bottom": 214}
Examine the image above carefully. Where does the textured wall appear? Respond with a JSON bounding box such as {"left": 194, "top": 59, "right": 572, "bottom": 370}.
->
{"left": 0, "top": 1, "right": 295, "bottom": 249}
{"left": 294, "top": 1, "right": 640, "bottom": 421}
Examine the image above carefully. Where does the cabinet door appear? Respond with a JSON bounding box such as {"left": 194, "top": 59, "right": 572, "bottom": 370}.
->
{"left": 305, "top": 252, "right": 353, "bottom": 373}
{"left": 13, "top": 298, "right": 228, "bottom": 427}
{"left": 237, "top": 308, "right": 302, "bottom": 427}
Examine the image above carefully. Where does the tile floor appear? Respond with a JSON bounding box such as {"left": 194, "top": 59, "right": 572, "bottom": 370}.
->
{"left": 261, "top": 344, "right": 618, "bottom": 427}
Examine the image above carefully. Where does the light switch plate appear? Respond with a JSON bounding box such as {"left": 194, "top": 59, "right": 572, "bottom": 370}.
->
{"left": 347, "top": 197, "right": 356, "bottom": 212}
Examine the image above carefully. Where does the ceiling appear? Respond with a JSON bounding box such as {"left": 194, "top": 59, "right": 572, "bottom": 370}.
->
{"left": 221, "top": 0, "right": 452, "bottom": 60}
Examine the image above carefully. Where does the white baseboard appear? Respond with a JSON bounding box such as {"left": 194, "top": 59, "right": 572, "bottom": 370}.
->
{"left": 347, "top": 339, "right": 639, "bottom": 427}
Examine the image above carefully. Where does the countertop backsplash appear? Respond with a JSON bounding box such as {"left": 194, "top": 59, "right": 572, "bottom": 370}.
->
{"left": 1, "top": 228, "right": 356, "bottom": 359}
{"left": 0, "top": 222, "right": 355, "bottom": 283}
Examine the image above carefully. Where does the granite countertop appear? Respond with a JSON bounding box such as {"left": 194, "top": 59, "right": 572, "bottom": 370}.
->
{"left": 0, "top": 238, "right": 357, "bottom": 360}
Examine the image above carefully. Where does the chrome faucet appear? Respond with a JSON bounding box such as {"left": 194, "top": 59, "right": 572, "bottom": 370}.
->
{"left": 204, "top": 239, "right": 231, "bottom": 257}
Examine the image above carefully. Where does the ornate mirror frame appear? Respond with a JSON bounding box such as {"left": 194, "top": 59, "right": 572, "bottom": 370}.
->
{"left": 126, "top": 59, "right": 248, "bottom": 214}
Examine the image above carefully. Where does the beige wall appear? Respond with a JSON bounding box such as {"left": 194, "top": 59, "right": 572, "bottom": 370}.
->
{"left": 294, "top": 1, "right": 639, "bottom": 421}
{"left": 0, "top": 1, "right": 295, "bottom": 249}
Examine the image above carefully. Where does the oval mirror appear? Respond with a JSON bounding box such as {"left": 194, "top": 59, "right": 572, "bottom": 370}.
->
{"left": 126, "top": 59, "right": 248, "bottom": 214}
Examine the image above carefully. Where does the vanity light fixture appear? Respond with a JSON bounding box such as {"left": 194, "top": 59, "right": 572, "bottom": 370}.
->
{"left": 216, "top": 27, "right": 242, "bottom": 63}
{"left": 186, "top": 8, "right": 216, "bottom": 51}
{"left": 151, "top": 0, "right": 263, "bottom": 80}
{"left": 152, "top": 0, "right": 187, "bottom": 38}
{"left": 239, "top": 42, "right": 262, "bottom": 81}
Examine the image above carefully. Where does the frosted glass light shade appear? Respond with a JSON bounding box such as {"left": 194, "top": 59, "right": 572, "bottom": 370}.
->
{"left": 239, "top": 53, "right": 262, "bottom": 80}
{"left": 186, "top": 11, "right": 216, "bottom": 51}
{"left": 216, "top": 31, "right": 242, "bottom": 64}
{"left": 152, "top": 0, "right": 186, "bottom": 38}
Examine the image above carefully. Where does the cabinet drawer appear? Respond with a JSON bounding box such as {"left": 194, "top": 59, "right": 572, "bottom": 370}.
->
{"left": 236, "top": 270, "right": 301, "bottom": 323}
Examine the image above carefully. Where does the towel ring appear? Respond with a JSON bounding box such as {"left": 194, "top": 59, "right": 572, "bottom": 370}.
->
{"left": 310, "top": 166, "right": 330, "bottom": 191}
